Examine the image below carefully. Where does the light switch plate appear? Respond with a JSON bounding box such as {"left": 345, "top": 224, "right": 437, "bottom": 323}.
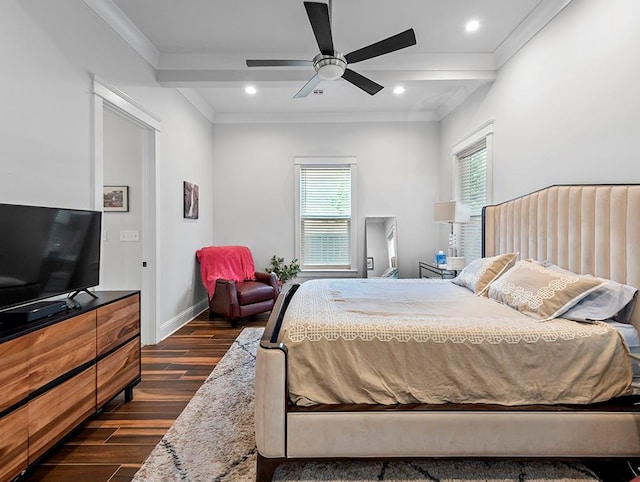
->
{"left": 119, "top": 230, "right": 140, "bottom": 242}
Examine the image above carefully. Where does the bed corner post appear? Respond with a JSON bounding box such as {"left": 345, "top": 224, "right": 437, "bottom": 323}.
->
{"left": 255, "top": 286, "right": 298, "bottom": 481}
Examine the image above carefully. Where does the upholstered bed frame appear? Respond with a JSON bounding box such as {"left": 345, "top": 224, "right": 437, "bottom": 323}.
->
{"left": 255, "top": 184, "right": 640, "bottom": 481}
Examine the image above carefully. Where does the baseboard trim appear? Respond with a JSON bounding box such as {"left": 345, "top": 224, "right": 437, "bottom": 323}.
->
{"left": 159, "top": 298, "right": 209, "bottom": 342}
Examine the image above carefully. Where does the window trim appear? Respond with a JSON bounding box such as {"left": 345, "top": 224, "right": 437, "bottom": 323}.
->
{"left": 294, "top": 157, "right": 358, "bottom": 277}
{"left": 451, "top": 120, "right": 494, "bottom": 261}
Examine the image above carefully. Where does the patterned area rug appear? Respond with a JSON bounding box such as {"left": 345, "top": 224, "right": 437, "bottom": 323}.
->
{"left": 132, "top": 327, "right": 599, "bottom": 482}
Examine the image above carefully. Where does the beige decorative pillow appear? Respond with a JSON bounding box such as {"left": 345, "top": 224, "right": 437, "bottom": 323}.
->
{"left": 452, "top": 253, "right": 518, "bottom": 296}
{"left": 487, "top": 260, "right": 605, "bottom": 321}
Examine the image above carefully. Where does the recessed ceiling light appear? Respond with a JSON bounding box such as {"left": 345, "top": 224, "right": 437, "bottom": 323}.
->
{"left": 245, "top": 86, "right": 257, "bottom": 95}
{"left": 393, "top": 86, "right": 405, "bottom": 95}
{"left": 465, "top": 20, "right": 480, "bottom": 32}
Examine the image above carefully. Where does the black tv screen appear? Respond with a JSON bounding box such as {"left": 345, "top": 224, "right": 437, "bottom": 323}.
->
{"left": 0, "top": 204, "right": 102, "bottom": 311}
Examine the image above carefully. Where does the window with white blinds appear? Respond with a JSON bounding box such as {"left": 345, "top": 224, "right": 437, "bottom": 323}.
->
{"left": 298, "top": 164, "right": 354, "bottom": 270}
{"left": 457, "top": 141, "right": 487, "bottom": 262}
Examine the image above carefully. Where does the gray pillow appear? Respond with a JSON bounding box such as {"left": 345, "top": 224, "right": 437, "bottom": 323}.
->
{"left": 563, "top": 279, "right": 638, "bottom": 323}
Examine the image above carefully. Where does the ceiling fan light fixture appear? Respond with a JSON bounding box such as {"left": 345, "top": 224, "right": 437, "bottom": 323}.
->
{"left": 393, "top": 86, "right": 405, "bottom": 95}
{"left": 314, "top": 53, "right": 346, "bottom": 80}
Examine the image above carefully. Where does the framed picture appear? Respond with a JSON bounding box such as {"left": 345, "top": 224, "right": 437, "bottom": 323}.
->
{"left": 367, "top": 257, "right": 374, "bottom": 270}
{"left": 183, "top": 181, "right": 199, "bottom": 219}
{"left": 103, "top": 186, "right": 129, "bottom": 212}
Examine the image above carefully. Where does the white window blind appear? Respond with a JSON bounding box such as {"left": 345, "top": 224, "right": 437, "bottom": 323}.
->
{"left": 299, "top": 167, "right": 352, "bottom": 269}
{"left": 457, "top": 141, "right": 487, "bottom": 262}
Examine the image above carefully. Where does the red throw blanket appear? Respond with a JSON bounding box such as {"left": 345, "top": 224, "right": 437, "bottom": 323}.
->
{"left": 196, "top": 246, "right": 256, "bottom": 298}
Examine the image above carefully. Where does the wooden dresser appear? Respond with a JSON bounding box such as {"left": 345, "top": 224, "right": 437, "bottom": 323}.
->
{"left": 0, "top": 291, "right": 141, "bottom": 482}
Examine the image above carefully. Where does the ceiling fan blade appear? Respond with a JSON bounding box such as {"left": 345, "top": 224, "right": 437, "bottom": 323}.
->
{"left": 345, "top": 28, "right": 416, "bottom": 64}
{"left": 304, "top": 2, "right": 334, "bottom": 55}
{"left": 294, "top": 74, "right": 321, "bottom": 98}
{"left": 341, "top": 69, "right": 383, "bottom": 96}
{"left": 246, "top": 59, "right": 313, "bottom": 67}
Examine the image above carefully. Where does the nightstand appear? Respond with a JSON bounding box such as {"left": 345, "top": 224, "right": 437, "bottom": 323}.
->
{"left": 418, "top": 262, "right": 459, "bottom": 279}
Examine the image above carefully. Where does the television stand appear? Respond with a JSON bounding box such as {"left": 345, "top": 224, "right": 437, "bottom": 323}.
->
{"left": 70, "top": 289, "right": 99, "bottom": 300}
{"left": 0, "top": 291, "right": 141, "bottom": 482}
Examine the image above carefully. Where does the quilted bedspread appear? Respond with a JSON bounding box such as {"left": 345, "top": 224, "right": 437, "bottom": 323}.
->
{"left": 279, "top": 278, "right": 633, "bottom": 406}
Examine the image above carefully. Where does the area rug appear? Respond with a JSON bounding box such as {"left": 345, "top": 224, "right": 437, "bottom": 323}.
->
{"left": 132, "top": 327, "right": 599, "bottom": 482}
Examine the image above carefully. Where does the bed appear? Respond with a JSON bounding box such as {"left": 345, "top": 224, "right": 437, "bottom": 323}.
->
{"left": 255, "top": 184, "right": 640, "bottom": 481}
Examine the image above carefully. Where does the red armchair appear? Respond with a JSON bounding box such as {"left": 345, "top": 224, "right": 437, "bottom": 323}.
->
{"left": 196, "top": 246, "right": 280, "bottom": 327}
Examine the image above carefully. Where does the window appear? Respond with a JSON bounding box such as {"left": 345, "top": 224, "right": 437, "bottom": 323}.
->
{"left": 452, "top": 121, "right": 493, "bottom": 263}
{"left": 457, "top": 143, "right": 486, "bottom": 262}
{"left": 295, "top": 157, "right": 357, "bottom": 272}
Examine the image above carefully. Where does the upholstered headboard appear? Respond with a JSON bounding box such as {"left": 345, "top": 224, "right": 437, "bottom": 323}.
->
{"left": 483, "top": 184, "right": 640, "bottom": 330}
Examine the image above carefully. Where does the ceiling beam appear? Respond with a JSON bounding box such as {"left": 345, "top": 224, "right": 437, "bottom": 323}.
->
{"left": 156, "top": 69, "right": 496, "bottom": 87}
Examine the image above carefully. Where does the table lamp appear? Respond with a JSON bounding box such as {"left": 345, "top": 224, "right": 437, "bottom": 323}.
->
{"left": 433, "top": 201, "right": 470, "bottom": 270}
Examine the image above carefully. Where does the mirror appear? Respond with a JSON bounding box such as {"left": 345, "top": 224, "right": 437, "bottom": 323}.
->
{"left": 365, "top": 217, "right": 399, "bottom": 278}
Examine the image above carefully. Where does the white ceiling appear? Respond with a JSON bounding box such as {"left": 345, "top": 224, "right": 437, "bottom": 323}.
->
{"left": 86, "top": 0, "right": 573, "bottom": 122}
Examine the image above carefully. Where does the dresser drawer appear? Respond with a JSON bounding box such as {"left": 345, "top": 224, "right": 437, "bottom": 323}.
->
{"left": 97, "top": 294, "right": 140, "bottom": 356}
{"left": 0, "top": 405, "right": 28, "bottom": 482}
{"left": 97, "top": 337, "right": 140, "bottom": 407}
{"left": 0, "top": 336, "right": 29, "bottom": 412}
{"left": 28, "top": 366, "right": 96, "bottom": 463}
{"left": 29, "top": 312, "right": 96, "bottom": 393}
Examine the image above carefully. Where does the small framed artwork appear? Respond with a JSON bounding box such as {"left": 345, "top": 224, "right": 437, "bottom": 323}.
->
{"left": 103, "top": 186, "right": 129, "bottom": 212}
{"left": 183, "top": 181, "right": 199, "bottom": 219}
{"left": 367, "top": 257, "right": 374, "bottom": 270}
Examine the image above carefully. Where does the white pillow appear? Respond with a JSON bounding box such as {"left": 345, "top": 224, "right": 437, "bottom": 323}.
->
{"left": 452, "top": 253, "right": 518, "bottom": 296}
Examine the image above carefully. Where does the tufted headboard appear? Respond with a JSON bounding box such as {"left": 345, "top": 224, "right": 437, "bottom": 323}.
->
{"left": 483, "top": 184, "right": 640, "bottom": 330}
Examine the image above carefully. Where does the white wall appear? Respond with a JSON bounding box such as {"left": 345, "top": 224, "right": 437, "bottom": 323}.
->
{"left": 0, "top": 0, "right": 214, "bottom": 342}
{"left": 212, "top": 122, "right": 440, "bottom": 279}
{"left": 439, "top": 0, "right": 640, "bottom": 209}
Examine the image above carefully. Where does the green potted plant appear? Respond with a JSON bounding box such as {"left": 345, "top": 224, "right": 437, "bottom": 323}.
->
{"left": 265, "top": 255, "right": 300, "bottom": 285}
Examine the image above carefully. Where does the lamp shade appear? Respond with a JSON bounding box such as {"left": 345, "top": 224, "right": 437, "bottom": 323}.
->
{"left": 433, "top": 201, "right": 471, "bottom": 224}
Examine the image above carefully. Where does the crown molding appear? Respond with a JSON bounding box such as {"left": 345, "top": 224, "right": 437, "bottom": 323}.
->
{"left": 436, "top": 84, "right": 489, "bottom": 121}
{"left": 177, "top": 89, "right": 216, "bottom": 124}
{"left": 493, "top": 0, "right": 574, "bottom": 68}
{"left": 82, "top": 0, "right": 160, "bottom": 68}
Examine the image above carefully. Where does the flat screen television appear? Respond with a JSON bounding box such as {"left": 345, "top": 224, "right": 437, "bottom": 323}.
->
{"left": 0, "top": 203, "right": 102, "bottom": 312}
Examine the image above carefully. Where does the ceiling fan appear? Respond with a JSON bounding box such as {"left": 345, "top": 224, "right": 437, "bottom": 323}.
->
{"left": 245, "top": 1, "right": 416, "bottom": 98}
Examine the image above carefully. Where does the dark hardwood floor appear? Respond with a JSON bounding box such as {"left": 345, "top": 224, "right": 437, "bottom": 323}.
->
{"left": 22, "top": 311, "right": 268, "bottom": 482}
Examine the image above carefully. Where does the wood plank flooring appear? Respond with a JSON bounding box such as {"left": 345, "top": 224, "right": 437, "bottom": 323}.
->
{"left": 22, "top": 311, "right": 268, "bottom": 482}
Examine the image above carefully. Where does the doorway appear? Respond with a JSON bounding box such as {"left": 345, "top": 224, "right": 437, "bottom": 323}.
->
{"left": 92, "top": 76, "right": 160, "bottom": 345}
{"left": 102, "top": 108, "right": 143, "bottom": 291}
